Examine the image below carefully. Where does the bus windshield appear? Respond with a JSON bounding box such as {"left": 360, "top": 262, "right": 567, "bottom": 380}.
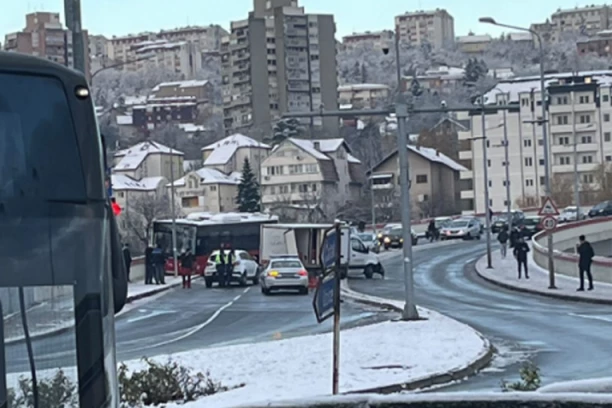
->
{"left": 152, "top": 222, "right": 196, "bottom": 254}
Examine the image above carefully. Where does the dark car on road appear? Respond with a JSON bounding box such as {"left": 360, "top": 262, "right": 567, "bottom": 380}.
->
{"left": 519, "top": 216, "right": 543, "bottom": 238}
{"left": 588, "top": 200, "right": 612, "bottom": 218}
{"left": 491, "top": 210, "right": 525, "bottom": 233}
{"left": 382, "top": 227, "right": 417, "bottom": 250}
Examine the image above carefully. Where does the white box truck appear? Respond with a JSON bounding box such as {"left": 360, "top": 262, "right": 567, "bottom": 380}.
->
{"left": 260, "top": 223, "right": 384, "bottom": 279}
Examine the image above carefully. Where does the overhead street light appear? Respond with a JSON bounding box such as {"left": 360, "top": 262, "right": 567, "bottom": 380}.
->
{"left": 479, "top": 16, "right": 557, "bottom": 289}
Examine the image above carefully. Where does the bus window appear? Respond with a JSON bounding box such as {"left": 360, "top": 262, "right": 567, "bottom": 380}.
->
{"left": 0, "top": 73, "right": 86, "bottom": 200}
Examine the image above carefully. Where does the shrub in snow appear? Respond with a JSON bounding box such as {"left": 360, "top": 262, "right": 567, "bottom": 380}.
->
{"left": 118, "top": 358, "right": 237, "bottom": 407}
{"left": 11, "top": 369, "right": 77, "bottom": 407}
{"left": 501, "top": 361, "right": 541, "bottom": 392}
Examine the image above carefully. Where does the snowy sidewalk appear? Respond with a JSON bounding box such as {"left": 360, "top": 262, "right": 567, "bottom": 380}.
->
{"left": 476, "top": 249, "right": 612, "bottom": 304}
{"left": 3, "top": 276, "right": 184, "bottom": 343}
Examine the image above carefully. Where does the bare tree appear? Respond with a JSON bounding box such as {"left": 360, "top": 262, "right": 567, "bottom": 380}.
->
{"left": 515, "top": 195, "right": 538, "bottom": 208}
{"left": 550, "top": 174, "right": 574, "bottom": 208}
{"left": 123, "top": 193, "right": 174, "bottom": 250}
{"left": 593, "top": 163, "right": 612, "bottom": 202}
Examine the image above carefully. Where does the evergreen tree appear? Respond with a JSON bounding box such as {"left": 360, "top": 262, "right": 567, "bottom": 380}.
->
{"left": 236, "top": 158, "right": 261, "bottom": 213}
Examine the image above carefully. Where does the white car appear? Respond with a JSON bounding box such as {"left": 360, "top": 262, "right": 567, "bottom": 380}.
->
{"left": 441, "top": 218, "right": 482, "bottom": 240}
{"left": 260, "top": 257, "right": 309, "bottom": 295}
{"left": 204, "top": 249, "right": 260, "bottom": 288}
{"left": 558, "top": 206, "right": 586, "bottom": 223}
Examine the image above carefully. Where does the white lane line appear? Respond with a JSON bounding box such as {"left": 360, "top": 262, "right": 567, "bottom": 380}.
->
{"left": 134, "top": 287, "right": 251, "bottom": 351}
{"left": 568, "top": 313, "right": 612, "bottom": 323}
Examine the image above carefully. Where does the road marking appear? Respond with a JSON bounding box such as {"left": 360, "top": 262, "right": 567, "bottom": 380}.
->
{"left": 568, "top": 313, "right": 612, "bottom": 323}
{"left": 126, "top": 309, "right": 177, "bottom": 324}
{"left": 140, "top": 287, "right": 251, "bottom": 350}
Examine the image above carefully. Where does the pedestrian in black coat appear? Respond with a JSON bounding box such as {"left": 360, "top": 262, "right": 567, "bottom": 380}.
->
{"left": 513, "top": 237, "right": 530, "bottom": 279}
{"left": 576, "top": 235, "right": 595, "bottom": 291}
{"left": 144, "top": 246, "right": 154, "bottom": 284}
{"left": 497, "top": 227, "right": 509, "bottom": 258}
{"left": 122, "top": 243, "right": 132, "bottom": 282}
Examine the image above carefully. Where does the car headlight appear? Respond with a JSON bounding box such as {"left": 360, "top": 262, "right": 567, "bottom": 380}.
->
{"left": 384, "top": 237, "right": 391, "bottom": 243}
{"left": 377, "top": 233, "right": 383, "bottom": 238}
{"left": 400, "top": 238, "right": 404, "bottom": 243}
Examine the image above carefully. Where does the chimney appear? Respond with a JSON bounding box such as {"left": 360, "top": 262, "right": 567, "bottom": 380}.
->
{"left": 436, "top": 149, "right": 440, "bottom": 156}
{"left": 313, "top": 141, "right": 321, "bottom": 150}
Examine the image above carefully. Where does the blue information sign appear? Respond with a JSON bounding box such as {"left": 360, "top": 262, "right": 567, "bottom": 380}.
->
{"left": 312, "top": 272, "right": 336, "bottom": 323}
{"left": 320, "top": 229, "right": 337, "bottom": 270}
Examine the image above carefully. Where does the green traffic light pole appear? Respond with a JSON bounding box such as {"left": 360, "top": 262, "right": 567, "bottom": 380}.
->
{"left": 282, "top": 102, "right": 514, "bottom": 319}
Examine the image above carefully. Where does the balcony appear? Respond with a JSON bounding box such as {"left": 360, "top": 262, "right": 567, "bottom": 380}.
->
{"left": 551, "top": 143, "right": 600, "bottom": 154}
{"left": 461, "top": 190, "right": 475, "bottom": 199}
{"left": 460, "top": 170, "right": 474, "bottom": 180}
{"left": 459, "top": 150, "right": 473, "bottom": 160}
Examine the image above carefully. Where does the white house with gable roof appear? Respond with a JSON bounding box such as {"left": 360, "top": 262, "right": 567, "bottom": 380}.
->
{"left": 260, "top": 138, "right": 363, "bottom": 221}
{"left": 113, "top": 140, "right": 184, "bottom": 182}
{"left": 201, "top": 133, "right": 271, "bottom": 179}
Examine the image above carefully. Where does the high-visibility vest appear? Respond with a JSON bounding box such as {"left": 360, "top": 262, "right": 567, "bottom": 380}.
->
{"left": 214, "top": 252, "right": 226, "bottom": 264}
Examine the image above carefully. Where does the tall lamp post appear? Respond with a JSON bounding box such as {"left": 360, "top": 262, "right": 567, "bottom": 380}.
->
{"left": 479, "top": 17, "right": 557, "bottom": 289}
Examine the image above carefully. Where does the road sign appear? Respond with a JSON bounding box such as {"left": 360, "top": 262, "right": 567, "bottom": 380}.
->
{"left": 542, "top": 215, "right": 557, "bottom": 231}
{"left": 538, "top": 197, "right": 560, "bottom": 216}
{"left": 313, "top": 271, "right": 335, "bottom": 323}
{"left": 320, "top": 229, "right": 337, "bottom": 270}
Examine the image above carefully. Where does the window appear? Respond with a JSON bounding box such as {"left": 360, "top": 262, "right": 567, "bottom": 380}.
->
{"left": 524, "top": 157, "right": 533, "bottom": 166}
{"left": 488, "top": 180, "right": 492, "bottom": 187}
{"left": 538, "top": 139, "right": 543, "bottom": 146}
{"left": 486, "top": 140, "right": 490, "bottom": 148}
{"left": 558, "top": 136, "right": 570, "bottom": 145}
{"left": 556, "top": 96, "right": 568, "bottom": 104}
{"left": 605, "top": 113, "right": 611, "bottom": 122}
{"left": 582, "top": 155, "right": 593, "bottom": 164}
{"left": 289, "top": 164, "right": 303, "bottom": 174}
{"left": 503, "top": 180, "right": 509, "bottom": 187}
{"left": 582, "top": 173, "right": 594, "bottom": 183}
{"left": 209, "top": 185, "right": 217, "bottom": 191}
{"left": 521, "top": 98, "right": 529, "bottom": 107}
{"left": 579, "top": 95, "right": 590, "bottom": 104}
{"left": 487, "top": 159, "right": 491, "bottom": 167}
{"left": 540, "top": 176, "right": 546, "bottom": 186}
{"left": 524, "top": 139, "right": 532, "bottom": 147}
{"left": 0, "top": 73, "right": 86, "bottom": 201}
{"left": 415, "top": 174, "right": 428, "bottom": 184}
{"left": 181, "top": 197, "right": 198, "bottom": 207}
{"left": 559, "top": 156, "right": 571, "bottom": 165}
{"left": 605, "top": 132, "right": 611, "bottom": 142}
{"left": 581, "top": 135, "right": 592, "bottom": 144}
{"left": 526, "top": 179, "right": 534, "bottom": 187}
{"left": 606, "top": 155, "right": 611, "bottom": 162}
{"left": 556, "top": 115, "right": 569, "bottom": 125}
{"left": 539, "top": 158, "right": 545, "bottom": 166}
{"left": 579, "top": 114, "right": 591, "bottom": 124}
{"left": 603, "top": 94, "right": 609, "bottom": 102}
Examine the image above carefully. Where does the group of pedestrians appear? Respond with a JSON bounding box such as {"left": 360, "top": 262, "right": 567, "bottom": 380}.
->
{"left": 144, "top": 244, "right": 167, "bottom": 285}
{"left": 214, "top": 243, "right": 236, "bottom": 287}
{"left": 496, "top": 224, "right": 596, "bottom": 290}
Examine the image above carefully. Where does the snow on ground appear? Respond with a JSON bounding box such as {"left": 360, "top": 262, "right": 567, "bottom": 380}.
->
{"left": 7, "top": 313, "right": 487, "bottom": 408}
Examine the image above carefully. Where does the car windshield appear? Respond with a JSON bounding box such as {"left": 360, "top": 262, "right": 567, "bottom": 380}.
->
{"left": 450, "top": 220, "right": 469, "bottom": 228}
{"left": 358, "top": 233, "right": 374, "bottom": 241}
{"left": 563, "top": 207, "right": 577, "bottom": 213}
{"left": 389, "top": 228, "right": 403, "bottom": 236}
{"left": 593, "top": 201, "right": 611, "bottom": 210}
{"left": 270, "top": 260, "right": 302, "bottom": 269}
{"left": 524, "top": 217, "right": 540, "bottom": 225}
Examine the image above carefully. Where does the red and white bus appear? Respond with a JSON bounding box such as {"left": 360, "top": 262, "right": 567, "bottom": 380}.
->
{"left": 151, "top": 212, "right": 279, "bottom": 274}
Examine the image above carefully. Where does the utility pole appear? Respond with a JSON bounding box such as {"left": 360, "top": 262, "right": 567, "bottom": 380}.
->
{"left": 571, "top": 90, "right": 581, "bottom": 217}
{"left": 480, "top": 100, "right": 493, "bottom": 269}
{"left": 64, "top": 0, "right": 86, "bottom": 74}
{"left": 169, "top": 142, "right": 179, "bottom": 277}
{"left": 370, "top": 177, "right": 376, "bottom": 233}
{"left": 502, "top": 106, "right": 512, "bottom": 232}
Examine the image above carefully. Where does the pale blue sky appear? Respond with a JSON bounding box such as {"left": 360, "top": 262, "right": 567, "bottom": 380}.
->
{"left": 0, "top": 1, "right": 593, "bottom": 40}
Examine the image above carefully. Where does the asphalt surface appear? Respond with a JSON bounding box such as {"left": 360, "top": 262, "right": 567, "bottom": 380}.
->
{"left": 5, "top": 280, "right": 393, "bottom": 374}
{"left": 350, "top": 239, "right": 612, "bottom": 392}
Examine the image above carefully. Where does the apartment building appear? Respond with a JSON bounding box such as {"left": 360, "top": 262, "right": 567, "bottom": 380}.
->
{"left": 131, "top": 39, "right": 203, "bottom": 78}
{"left": 394, "top": 9, "right": 454, "bottom": 49}
{"left": 338, "top": 83, "right": 390, "bottom": 109}
{"left": 532, "top": 4, "right": 612, "bottom": 43}
{"left": 151, "top": 80, "right": 212, "bottom": 102}
{"left": 341, "top": 30, "right": 393, "bottom": 49}
{"left": 111, "top": 174, "right": 167, "bottom": 216}
{"left": 201, "top": 133, "right": 271, "bottom": 179}
{"left": 107, "top": 25, "right": 227, "bottom": 63}
{"left": 260, "top": 138, "right": 363, "bottom": 220}
{"left": 456, "top": 33, "right": 492, "bottom": 54}
{"left": 167, "top": 167, "right": 241, "bottom": 214}
{"left": 113, "top": 140, "right": 184, "bottom": 182}
{"left": 369, "top": 145, "right": 466, "bottom": 218}
{"left": 577, "top": 30, "right": 612, "bottom": 57}
{"left": 456, "top": 71, "right": 612, "bottom": 215}
{"left": 4, "top": 12, "right": 90, "bottom": 77}
{"left": 222, "top": 0, "right": 338, "bottom": 136}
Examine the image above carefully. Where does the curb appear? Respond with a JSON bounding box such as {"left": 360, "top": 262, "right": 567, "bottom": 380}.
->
{"left": 4, "top": 280, "right": 184, "bottom": 345}
{"left": 340, "top": 282, "right": 494, "bottom": 394}
{"left": 473, "top": 257, "right": 612, "bottom": 306}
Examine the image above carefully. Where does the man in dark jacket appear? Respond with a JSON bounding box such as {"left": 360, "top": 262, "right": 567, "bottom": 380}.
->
{"left": 577, "top": 235, "right": 595, "bottom": 291}
{"left": 215, "top": 243, "right": 227, "bottom": 287}
{"left": 152, "top": 244, "right": 165, "bottom": 284}
{"left": 497, "top": 227, "right": 509, "bottom": 258}
{"left": 225, "top": 246, "right": 236, "bottom": 287}
{"left": 144, "top": 246, "right": 154, "bottom": 284}
{"left": 122, "top": 243, "right": 132, "bottom": 282}
{"left": 513, "top": 237, "right": 530, "bottom": 279}
{"left": 180, "top": 248, "right": 194, "bottom": 289}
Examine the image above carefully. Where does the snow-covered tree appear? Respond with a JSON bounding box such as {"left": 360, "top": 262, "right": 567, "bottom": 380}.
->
{"left": 265, "top": 118, "right": 304, "bottom": 146}
{"left": 123, "top": 194, "right": 174, "bottom": 251}
{"left": 236, "top": 158, "right": 261, "bottom": 212}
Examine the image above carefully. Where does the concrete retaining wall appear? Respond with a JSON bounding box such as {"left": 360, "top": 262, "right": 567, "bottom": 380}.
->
{"left": 533, "top": 216, "right": 612, "bottom": 283}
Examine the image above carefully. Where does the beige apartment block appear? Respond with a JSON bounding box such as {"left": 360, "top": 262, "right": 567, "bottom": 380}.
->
{"left": 338, "top": 83, "right": 390, "bottom": 109}
{"left": 341, "top": 30, "right": 394, "bottom": 49}
{"left": 113, "top": 141, "right": 184, "bottom": 182}
{"left": 395, "top": 8, "right": 455, "bottom": 49}
{"left": 201, "top": 134, "right": 271, "bottom": 180}
{"left": 167, "top": 168, "right": 241, "bottom": 214}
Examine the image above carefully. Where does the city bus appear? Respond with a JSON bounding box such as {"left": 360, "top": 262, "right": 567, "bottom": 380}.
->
{"left": 152, "top": 212, "right": 279, "bottom": 274}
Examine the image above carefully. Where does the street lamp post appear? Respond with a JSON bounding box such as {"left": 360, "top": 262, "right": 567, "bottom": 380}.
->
{"left": 479, "top": 99, "right": 493, "bottom": 268}
{"left": 370, "top": 177, "right": 376, "bottom": 233}
{"left": 479, "top": 17, "right": 557, "bottom": 289}
{"left": 501, "top": 102, "right": 512, "bottom": 233}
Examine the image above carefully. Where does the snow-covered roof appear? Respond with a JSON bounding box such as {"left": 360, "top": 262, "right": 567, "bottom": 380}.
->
{"left": 168, "top": 167, "right": 240, "bottom": 187}
{"left": 179, "top": 123, "right": 206, "bottom": 132}
{"left": 133, "top": 101, "right": 196, "bottom": 109}
{"left": 408, "top": 145, "right": 467, "bottom": 172}
{"left": 348, "top": 154, "right": 361, "bottom": 164}
{"left": 111, "top": 174, "right": 164, "bottom": 191}
{"left": 508, "top": 32, "right": 532, "bottom": 41}
{"left": 114, "top": 141, "right": 183, "bottom": 171}
{"left": 415, "top": 66, "right": 465, "bottom": 80}
{"left": 202, "top": 134, "right": 270, "bottom": 166}
{"left": 152, "top": 80, "right": 209, "bottom": 92}
{"left": 136, "top": 41, "right": 186, "bottom": 53}
{"left": 338, "top": 83, "right": 390, "bottom": 92}
{"left": 456, "top": 34, "right": 492, "bottom": 44}
{"left": 116, "top": 115, "right": 133, "bottom": 125}
{"left": 288, "top": 138, "right": 330, "bottom": 160}
{"left": 121, "top": 95, "right": 147, "bottom": 106}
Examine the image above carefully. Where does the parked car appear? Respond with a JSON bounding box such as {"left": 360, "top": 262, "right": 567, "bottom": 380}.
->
{"left": 441, "top": 218, "right": 482, "bottom": 240}
{"left": 377, "top": 223, "right": 400, "bottom": 244}
{"left": 588, "top": 200, "right": 612, "bottom": 218}
{"left": 425, "top": 217, "right": 453, "bottom": 241}
{"left": 558, "top": 206, "right": 586, "bottom": 223}
{"left": 382, "top": 227, "right": 418, "bottom": 249}
{"left": 520, "top": 216, "right": 543, "bottom": 238}
{"left": 259, "top": 257, "right": 309, "bottom": 295}
{"left": 357, "top": 232, "right": 380, "bottom": 253}
{"left": 203, "top": 249, "right": 260, "bottom": 287}
{"left": 491, "top": 210, "right": 525, "bottom": 233}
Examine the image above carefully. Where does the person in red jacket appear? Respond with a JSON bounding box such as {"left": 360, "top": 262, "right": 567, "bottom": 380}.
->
{"left": 111, "top": 197, "right": 121, "bottom": 216}
{"left": 180, "top": 248, "right": 194, "bottom": 289}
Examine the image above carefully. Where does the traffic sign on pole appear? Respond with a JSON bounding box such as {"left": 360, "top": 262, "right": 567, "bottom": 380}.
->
{"left": 541, "top": 215, "right": 557, "bottom": 231}
{"left": 312, "top": 271, "right": 335, "bottom": 323}
{"left": 319, "top": 229, "right": 337, "bottom": 271}
{"left": 538, "top": 196, "right": 560, "bottom": 216}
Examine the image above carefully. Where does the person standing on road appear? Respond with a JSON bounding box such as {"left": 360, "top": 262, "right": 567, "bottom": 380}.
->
{"left": 122, "top": 243, "right": 132, "bottom": 283}
{"left": 576, "top": 235, "right": 595, "bottom": 291}
{"left": 152, "top": 244, "right": 165, "bottom": 285}
{"left": 513, "top": 236, "right": 530, "bottom": 279}
{"left": 215, "top": 243, "right": 227, "bottom": 287}
{"left": 225, "top": 246, "right": 236, "bottom": 287}
{"left": 180, "top": 248, "right": 194, "bottom": 289}
{"left": 144, "top": 246, "right": 154, "bottom": 284}
{"left": 497, "top": 226, "right": 509, "bottom": 258}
